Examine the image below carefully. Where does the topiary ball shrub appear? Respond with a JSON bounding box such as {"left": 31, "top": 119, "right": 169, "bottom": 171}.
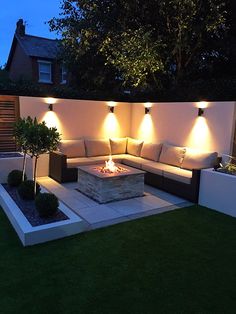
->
{"left": 18, "top": 180, "right": 41, "bottom": 200}
{"left": 35, "top": 193, "right": 59, "bottom": 217}
{"left": 7, "top": 170, "right": 27, "bottom": 187}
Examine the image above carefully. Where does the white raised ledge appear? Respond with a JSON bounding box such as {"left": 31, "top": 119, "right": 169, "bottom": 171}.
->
{"left": 199, "top": 168, "right": 236, "bottom": 218}
{"left": 0, "top": 153, "right": 33, "bottom": 184}
{"left": 0, "top": 185, "right": 88, "bottom": 246}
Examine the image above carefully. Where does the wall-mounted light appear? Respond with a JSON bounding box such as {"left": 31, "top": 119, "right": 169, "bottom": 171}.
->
{"left": 198, "top": 108, "right": 204, "bottom": 116}
{"left": 45, "top": 97, "right": 56, "bottom": 111}
{"left": 144, "top": 102, "right": 152, "bottom": 114}
{"left": 48, "top": 103, "right": 53, "bottom": 111}
{"left": 108, "top": 101, "right": 116, "bottom": 113}
{"left": 109, "top": 106, "right": 114, "bottom": 113}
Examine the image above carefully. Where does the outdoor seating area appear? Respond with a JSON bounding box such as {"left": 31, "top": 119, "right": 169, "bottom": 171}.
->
{"left": 0, "top": 96, "right": 235, "bottom": 247}
{"left": 49, "top": 137, "right": 219, "bottom": 203}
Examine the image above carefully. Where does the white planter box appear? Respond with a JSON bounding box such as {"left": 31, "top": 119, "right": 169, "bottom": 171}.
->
{"left": 199, "top": 169, "right": 236, "bottom": 218}
{"left": 0, "top": 153, "right": 33, "bottom": 183}
{"left": 0, "top": 185, "right": 88, "bottom": 246}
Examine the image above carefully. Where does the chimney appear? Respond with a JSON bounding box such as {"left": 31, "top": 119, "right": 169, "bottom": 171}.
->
{"left": 16, "top": 19, "right": 25, "bottom": 36}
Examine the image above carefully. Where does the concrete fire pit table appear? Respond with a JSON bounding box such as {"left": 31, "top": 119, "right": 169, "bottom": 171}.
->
{"left": 77, "top": 163, "right": 145, "bottom": 203}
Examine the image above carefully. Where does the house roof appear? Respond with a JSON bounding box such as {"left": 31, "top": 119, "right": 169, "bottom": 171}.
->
{"left": 15, "top": 33, "right": 60, "bottom": 59}
{"left": 6, "top": 33, "right": 61, "bottom": 70}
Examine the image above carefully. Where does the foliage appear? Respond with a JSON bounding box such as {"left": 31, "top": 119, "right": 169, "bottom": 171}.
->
{"left": 7, "top": 170, "right": 27, "bottom": 187}
{"left": 48, "top": 0, "right": 231, "bottom": 92}
{"left": 217, "top": 154, "right": 236, "bottom": 175}
{"left": 18, "top": 180, "right": 41, "bottom": 200}
{"left": 101, "top": 28, "right": 164, "bottom": 88}
{"left": 1, "top": 74, "right": 236, "bottom": 102}
{"left": 26, "top": 118, "right": 60, "bottom": 159}
{"left": 35, "top": 193, "right": 59, "bottom": 217}
{"left": 157, "top": 0, "right": 227, "bottom": 82}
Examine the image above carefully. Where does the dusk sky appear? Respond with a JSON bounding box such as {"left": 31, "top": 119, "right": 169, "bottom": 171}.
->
{"left": 0, "top": 0, "right": 62, "bottom": 66}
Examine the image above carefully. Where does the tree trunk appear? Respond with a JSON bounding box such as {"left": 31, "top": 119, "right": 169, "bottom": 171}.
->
{"left": 33, "top": 156, "right": 38, "bottom": 196}
{"left": 22, "top": 152, "right": 27, "bottom": 182}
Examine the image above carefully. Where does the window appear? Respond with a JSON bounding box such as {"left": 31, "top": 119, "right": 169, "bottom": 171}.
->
{"left": 38, "top": 60, "right": 52, "bottom": 83}
{"left": 60, "top": 64, "right": 67, "bottom": 84}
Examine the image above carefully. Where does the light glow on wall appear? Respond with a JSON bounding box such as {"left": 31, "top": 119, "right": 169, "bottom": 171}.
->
{"left": 42, "top": 111, "right": 62, "bottom": 134}
{"left": 144, "top": 102, "right": 152, "bottom": 108}
{"left": 186, "top": 116, "right": 213, "bottom": 150}
{"left": 45, "top": 97, "right": 57, "bottom": 105}
{"left": 197, "top": 101, "right": 208, "bottom": 109}
{"left": 137, "top": 114, "right": 154, "bottom": 142}
{"left": 102, "top": 112, "right": 121, "bottom": 137}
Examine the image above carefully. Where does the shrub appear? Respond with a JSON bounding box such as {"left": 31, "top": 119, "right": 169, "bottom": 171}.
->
{"left": 18, "top": 180, "right": 40, "bottom": 200}
{"left": 7, "top": 170, "right": 27, "bottom": 187}
{"left": 35, "top": 193, "right": 59, "bottom": 217}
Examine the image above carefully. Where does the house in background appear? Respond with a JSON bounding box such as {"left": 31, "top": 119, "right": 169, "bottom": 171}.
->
{"left": 6, "top": 19, "right": 67, "bottom": 86}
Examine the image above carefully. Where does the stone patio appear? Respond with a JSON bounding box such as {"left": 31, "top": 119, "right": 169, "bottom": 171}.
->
{"left": 38, "top": 177, "right": 192, "bottom": 230}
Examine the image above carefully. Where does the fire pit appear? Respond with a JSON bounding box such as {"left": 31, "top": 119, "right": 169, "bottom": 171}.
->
{"left": 95, "top": 156, "right": 129, "bottom": 174}
{"left": 77, "top": 156, "right": 145, "bottom": 203}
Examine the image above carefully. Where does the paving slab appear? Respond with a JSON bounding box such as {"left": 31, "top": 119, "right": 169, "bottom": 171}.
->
{"left": 38, "top": 177, "right": 191, "bottom": 230}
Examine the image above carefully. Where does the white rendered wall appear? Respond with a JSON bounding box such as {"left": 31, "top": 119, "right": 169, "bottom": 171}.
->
{"left": 19, "top": 98, "right": 236, "bottom": 176}
{"left": 19, "top": 97, "right": 131, "bottom": 139}
{"left": 199, "top": 169, "right": 236, "bottom": 218}
{"left": 130, "top": 102, "right": 236, "bottom": 155}
{"left": 0, "top": 155, "right": 33, "bottom": 183}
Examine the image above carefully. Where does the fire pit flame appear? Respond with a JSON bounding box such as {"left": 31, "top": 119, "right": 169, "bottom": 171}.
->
{"left": 105, "top": 156, "right": 119, "bottom": 173}
{"left": 96, "top": 156, "right": 128, "bottom": 174}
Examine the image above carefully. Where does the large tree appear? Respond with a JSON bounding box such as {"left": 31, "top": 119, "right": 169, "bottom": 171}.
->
{"left": 49, "top": 0, "right": 230, "bottom": 92}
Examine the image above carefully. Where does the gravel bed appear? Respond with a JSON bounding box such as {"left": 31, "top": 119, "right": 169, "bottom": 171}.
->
{"left": 2, "top": 184, "right": 68, "bottom": 227}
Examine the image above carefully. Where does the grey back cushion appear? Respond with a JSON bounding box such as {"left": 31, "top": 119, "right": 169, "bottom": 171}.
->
{"left": 59, "top": 139, "right": 86, "bottom": 158}
{"left": 85, "top": 139, "right": 111, "bottom": 157}
{"left": 182, "top": 148, "right": 218, "bottom": 170}
{"left": 159, "top": 143, "right": 186, "bottom": 167}
{"left": 127, "top": 138, "right": 144, "bottom": 156}
{"left": 110, "top": 138, "right": 127, "bottom": 154}
{"left": 141, "top": 143, "right": 162, "bottom": 161}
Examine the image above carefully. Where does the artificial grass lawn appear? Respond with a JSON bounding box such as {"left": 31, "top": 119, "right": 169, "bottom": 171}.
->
{"left": 0, "top": 205, "right": 236, "bottom": 314}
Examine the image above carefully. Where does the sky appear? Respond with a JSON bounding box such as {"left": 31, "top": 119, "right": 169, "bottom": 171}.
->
{"left": 0, "top": 0, "right": 62, "bottom": 66}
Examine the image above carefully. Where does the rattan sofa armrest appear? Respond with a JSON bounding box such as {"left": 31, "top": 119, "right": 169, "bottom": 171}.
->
{"left": 50, "top": 151, "right": 67, "bottom": 168}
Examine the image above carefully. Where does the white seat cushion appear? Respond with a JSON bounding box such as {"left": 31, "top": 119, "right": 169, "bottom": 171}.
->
{"left": 140, "top": 143, "right": 162, "bottom": 161}
{"left": 68, "top": 155, "right": 126, "bottom": 168}
{"left": 122, "top": 155, "right": 151, "bottom": 169}
{"left": 59, "top": 139, "right": 86, "bottom": 158}
{"left": 182, "top": 148, "right": 218, "bottom": 170}
{"left": 142, "top": 162, "right": 179, "bottom": 175}
{"left": 110, "top": 154, "right": 128, "bottom": 163}
{"left": 90, "top": 155, "right": 110, "bottom": 162}
{"left": 67, "top": 157, "right": 95, "bottom": 168}
{"left": 163, "top": 168, "right": 192, "bottom": 184}
{"left": 159, "top": 143, "right": 186, "bottom": 167}
{"left": 90, "top": 155, "right": 126, "bottom": 163}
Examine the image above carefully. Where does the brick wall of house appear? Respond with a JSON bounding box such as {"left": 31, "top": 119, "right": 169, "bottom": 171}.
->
{"left": 8, "top": 42, "right": 32, "bottom": 81}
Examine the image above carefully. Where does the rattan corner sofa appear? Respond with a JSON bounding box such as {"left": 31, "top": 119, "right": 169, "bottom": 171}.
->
{"left": 49, "top": 137, "right": 219, "bottom": 203}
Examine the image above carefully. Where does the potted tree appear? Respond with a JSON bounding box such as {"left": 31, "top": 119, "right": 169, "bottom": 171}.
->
{"left": 13, "top": 117, "right": 33, "bottom": 182}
